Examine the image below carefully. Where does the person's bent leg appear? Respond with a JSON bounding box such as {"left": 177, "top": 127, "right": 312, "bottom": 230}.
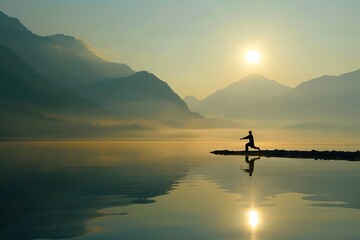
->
{"left": 245, "top": 143, "right": 250, "bottom": 151}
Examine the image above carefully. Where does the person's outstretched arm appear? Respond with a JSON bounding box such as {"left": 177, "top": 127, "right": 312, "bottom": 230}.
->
{"left": 241, "top": 135, "right": 250, "bottom": 140}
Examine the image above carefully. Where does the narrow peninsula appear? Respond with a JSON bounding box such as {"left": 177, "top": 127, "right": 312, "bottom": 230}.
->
{"left": 210, "top": 149, "right": 360, "bottom": 161}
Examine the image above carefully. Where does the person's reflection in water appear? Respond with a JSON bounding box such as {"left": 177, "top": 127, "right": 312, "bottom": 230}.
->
{"left": 242, "top": 156, "right": 261, "bottom": 176}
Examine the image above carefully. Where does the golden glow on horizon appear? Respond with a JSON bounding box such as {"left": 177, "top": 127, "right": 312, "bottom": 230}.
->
{"left": 248, "top": 209, "right": 259, "bottom": 230}
{"left": 245, "top": 50, "right": 261, "bottom": 64}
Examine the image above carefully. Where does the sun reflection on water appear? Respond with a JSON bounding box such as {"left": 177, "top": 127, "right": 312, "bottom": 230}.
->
{"left": 248, "top": 209, "right": 259, "bottom": 230}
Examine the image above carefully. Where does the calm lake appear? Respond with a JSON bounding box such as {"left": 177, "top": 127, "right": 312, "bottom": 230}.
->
{"left": 1, "top": 141, "right": 360, "bottom": 240}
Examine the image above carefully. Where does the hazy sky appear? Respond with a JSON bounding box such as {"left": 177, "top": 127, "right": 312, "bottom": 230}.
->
{"left": 1, "top": 0, "right": 360, "bottom": 98}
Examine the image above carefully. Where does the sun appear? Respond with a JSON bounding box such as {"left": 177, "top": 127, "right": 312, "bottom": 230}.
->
{"left": 245, "top": 50, "right": 261, "bottom": 64}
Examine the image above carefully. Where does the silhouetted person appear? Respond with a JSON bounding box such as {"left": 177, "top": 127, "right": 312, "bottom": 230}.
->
{"left": 242, "top": 156, "right": 260, "bottom": 176}
{"left": 240, "top": 131, "right": 261, "bottom": 152}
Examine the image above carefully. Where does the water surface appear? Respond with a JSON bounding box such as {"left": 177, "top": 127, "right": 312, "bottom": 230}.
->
{"left": 0, "top": 141, "right": 359, "bottom": 240}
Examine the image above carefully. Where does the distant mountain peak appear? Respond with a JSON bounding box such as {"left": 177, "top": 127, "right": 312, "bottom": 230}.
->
{"left": 48, "top": 34, "right": 89, "bottom": 51}
{"left": 242, "top": 73, "right": 267, "bottom": 80}
{"left": 50, "top": 33, "right": 77, "bottom": 41}
{"left": 0, "top": 10, "right": 31, "bottom": 34}
{"left": 339, "top": 68, "right": 360, "bottom": 80}
{"left": 296, "top": 74, "right": 339, "bottom": 90}
{"left": 183, "top": 95, "right": 199, "bottom": 101}
{"left": 225, "top": 74, "right": 289, "bottom": 90}
{"left": 297, "top": 68, "right": 360, "bottom": 89}
{"left": 187, "top": 73, "right": 291, "bottom": 118}
{"left": 240, "top": 74, "right": 278, "bottom": 84}
{"left": 183, "top": 95, "right": 200, "bottom": 110}
{"left": 133, "top": 70, "right": 152, "bottom": 77}
{"left": 130, "top": 71, "right": 162, "bottom": 82}
{"left": 74, "top": 71, "right": 200, "bottom": 119}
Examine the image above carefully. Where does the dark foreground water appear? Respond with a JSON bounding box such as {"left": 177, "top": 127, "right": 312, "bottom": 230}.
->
{"left": 0, "top": 141, "right": 360, "bottom": 240}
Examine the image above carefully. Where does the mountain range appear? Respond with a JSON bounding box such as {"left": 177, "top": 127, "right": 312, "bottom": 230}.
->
{"left": 0, "top": 10, "right": 134, "bottom": 87}
{"left": 184, "top": 74, "right": 291, "bottom": 119}
{"left": 75, "top": 71, "right": 200, "bottom": 119}
{"left": 184, "top": 70, "right": 360, "bottom": 126}
{"left": 0, "top": 10, "right": 203, "bottom": 138}
{"left": 0, "top": 9, "right": 359, "bottom": 138}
